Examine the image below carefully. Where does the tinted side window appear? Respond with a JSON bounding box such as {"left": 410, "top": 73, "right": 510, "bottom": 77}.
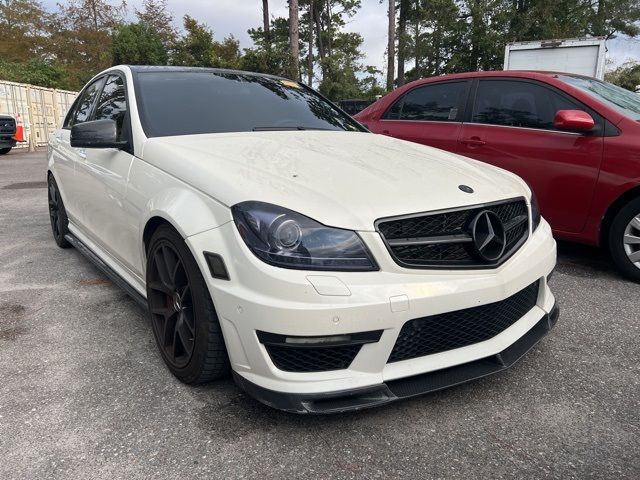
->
{"left": 472, "top": 80, "right": 582, "bottom": 131}
{"left": 94, "top": 75, "right": 127, "bottom": 140}
{"left": 71, "top": 78, "right": 104, "bottom": 126}
{"left": 63, "top": 95, "right": 82, "bottom": 128}
{"left": 384, "top": 82, "right": 467, "bottom": 121}
{"left": 385, "top": 97, "right": 403, "bottom": 120}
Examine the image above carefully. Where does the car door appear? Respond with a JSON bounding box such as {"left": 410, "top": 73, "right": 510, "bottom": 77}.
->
{"left": 457, "top": 78, "right": 604, "bottom": 233}
{"left": 377, "top": 81, "right": 470, "bottom": 151}
{"left": 50, "top": 100, "right": 78, "bottom": 207}
{"left": 73, "top": 73, "right": 139, "bottom": 272}
{"left": 54, "top": 77, "right": 105, "bottom": 222}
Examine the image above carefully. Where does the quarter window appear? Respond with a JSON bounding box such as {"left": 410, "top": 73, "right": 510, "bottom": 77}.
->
{"left": 472, "top": 80, "right": 583, "bottom": 131}
{"left": 94, "top": 75, "right": 128, "bottom": 140}
{"left": 69, "top": 77, "right": 105, "bottom": 126}
{"left": 384, "top": 82, "right": 467, "bottom": 121}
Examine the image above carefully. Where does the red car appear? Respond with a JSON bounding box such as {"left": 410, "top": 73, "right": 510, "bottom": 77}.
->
{"left": 355, "top": 71, "right": 640, "bottom": 281}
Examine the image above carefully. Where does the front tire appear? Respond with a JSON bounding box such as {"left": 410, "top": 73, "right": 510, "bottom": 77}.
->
{"left": 47, "top": 175, "right": 71, "bottom": 248}
{"left": 0, "top": 147, "right": 11, "bottom": 155}
{"left": 609, "top": 197, "right": 640, "bottom": 283}
{"left": 146, "top": 225, "right": 230, "bottom": 383}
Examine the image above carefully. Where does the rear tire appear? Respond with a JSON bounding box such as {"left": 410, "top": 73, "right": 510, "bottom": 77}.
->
{"left": 0, "top": 147, "right": 11, "bottom": 155}
{"left": 146, "top": 224, "right": 230, "bottom": 383}
{"left": 608, "top": 197, "right": 640, "bottom": 283}
{"left": 47, "top": 175, "right": 71, "bottom": 248}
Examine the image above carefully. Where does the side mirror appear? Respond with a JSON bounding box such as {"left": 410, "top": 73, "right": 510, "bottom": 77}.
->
{"left": 70, "top": 119, "right": 126, "bottom": 149}
{"left": 553, "top": 110, "right": 595, "bottom": 133}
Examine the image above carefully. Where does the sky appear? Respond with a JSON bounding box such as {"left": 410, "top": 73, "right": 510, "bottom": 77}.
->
{"left": 42, "top": 0, "right": 640, "bottom": 73}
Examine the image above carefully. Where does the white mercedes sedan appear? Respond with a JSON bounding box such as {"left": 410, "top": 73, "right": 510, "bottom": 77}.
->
{"left": 47, "top": 66, "right": 558, "bottom": 413}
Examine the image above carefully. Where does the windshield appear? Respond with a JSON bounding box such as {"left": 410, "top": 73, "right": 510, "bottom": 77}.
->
{"left": 134, "top": 71, "right": 364, "bottom": 137}
{"left": 560, "top": 75, "right": 640, "bottom": 121}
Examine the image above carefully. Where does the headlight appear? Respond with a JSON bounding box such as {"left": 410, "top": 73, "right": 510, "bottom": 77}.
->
{"left": 531, "top": 190, "right": 541, "bottom": 231}
{"left": 232, "top": 201, "right": 378, "bottom": 271}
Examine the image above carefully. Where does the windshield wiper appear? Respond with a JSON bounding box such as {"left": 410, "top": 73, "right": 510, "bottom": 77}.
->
{"left": 252, "top": 126, "right": 334, "bottom": 131}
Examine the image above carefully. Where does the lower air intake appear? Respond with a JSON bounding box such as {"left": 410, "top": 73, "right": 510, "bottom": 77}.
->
{"left": 389, "top": 280, "right": 540, "bottom": 363}
{"left": 264, "top": 344, "right": 362, "bottom": 372}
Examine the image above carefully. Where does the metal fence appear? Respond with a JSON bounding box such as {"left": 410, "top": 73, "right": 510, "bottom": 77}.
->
{"left": 0, "top": 80, "right": 78, "bottom": 150}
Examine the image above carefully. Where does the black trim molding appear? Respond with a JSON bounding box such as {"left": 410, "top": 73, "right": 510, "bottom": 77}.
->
{"left": 64, "top": 233, "right": 147, "bottom": 309}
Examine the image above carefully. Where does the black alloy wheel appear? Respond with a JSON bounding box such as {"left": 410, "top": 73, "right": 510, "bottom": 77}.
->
{"left": 148, "top": 241, "right": 196, "bottom": 368}
{"left": 146, "top": 225, "right": 230, "bottom": 383}
{"left": 47, "top": 175, "right": 71, "bottom": 248}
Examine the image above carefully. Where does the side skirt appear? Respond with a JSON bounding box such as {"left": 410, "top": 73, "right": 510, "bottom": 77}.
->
{"left": 65, "top": 233, "right": 148, "bottom": 310}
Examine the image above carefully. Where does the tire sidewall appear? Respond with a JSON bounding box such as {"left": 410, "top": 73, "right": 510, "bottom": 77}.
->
{"left": 48, "top": 175, "right": 71, "bottom": 248}
{"left": 146, "top": 225, "right": 226, "bottom": 382}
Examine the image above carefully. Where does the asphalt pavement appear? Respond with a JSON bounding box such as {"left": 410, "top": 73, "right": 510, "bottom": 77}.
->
{"left": 0, "top": 150, "right": 638, "bottom": 479}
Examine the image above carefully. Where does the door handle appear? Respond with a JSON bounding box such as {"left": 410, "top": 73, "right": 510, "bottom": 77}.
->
{"left": 460, "top": 137, "right": 486, "bottom": 148}
{"left": 382, "top": 130, "right": 393, "bottom": 136}
{"left": 77, "top": 148, "right": 87, "bottom": 159}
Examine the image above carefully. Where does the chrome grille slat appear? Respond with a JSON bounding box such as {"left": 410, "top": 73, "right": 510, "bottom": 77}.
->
{"left": 386, "top": 233, "right": 473, "bottom": 247}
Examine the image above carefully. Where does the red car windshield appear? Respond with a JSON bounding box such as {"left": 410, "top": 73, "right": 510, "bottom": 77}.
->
{"left": 560, "top": 75, "right": 640, "bottom": 121}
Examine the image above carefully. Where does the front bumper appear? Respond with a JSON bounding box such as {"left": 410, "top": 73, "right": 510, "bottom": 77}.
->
{"left": 234, "top": 304, "right": 558, "bottom": 413}
{"left": 0, "top": 135, "right": 17, "bottom": 148}
{"left": 187, "top": 218, "right": 557, "bottom": 412}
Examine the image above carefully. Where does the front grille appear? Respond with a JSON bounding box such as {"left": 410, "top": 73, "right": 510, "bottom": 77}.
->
{"left": 264, "top": 344, "right": 362, "bottom": 372}
{"left": 376, "top": 198, "right": 529, "bottom": 268}
{"left": 388, "top": 280, "right": 540, "bottom": 363}
{"left": 0, "top": 118, "right": 16, "bottom": 134}
{"left": 392, "top": 242, "right": 469, "bottom": 263}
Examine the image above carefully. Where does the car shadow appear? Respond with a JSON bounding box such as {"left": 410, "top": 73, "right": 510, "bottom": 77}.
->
{"left": 555, "top": 240, "right": 618, "bottom": 279}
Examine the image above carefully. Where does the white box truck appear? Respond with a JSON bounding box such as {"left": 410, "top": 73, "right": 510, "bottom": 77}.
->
{"left": 503, "top": 37, "right": 606, "bottom": 80}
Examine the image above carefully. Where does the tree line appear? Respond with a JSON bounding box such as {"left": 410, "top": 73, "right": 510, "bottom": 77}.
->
{"left": 384, "top": 0, "right": 640, "bottom": 91}
{"left": 0, "top": 0, "right": 639, "bottom": 99}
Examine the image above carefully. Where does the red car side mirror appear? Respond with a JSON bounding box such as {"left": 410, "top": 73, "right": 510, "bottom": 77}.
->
{"left": 553, "top": 110, "right": 595, "bottom": 132}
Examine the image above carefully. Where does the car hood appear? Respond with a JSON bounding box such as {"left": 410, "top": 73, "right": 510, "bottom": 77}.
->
{"left": 142, "top": 131, "right": 529, "bottom": 231}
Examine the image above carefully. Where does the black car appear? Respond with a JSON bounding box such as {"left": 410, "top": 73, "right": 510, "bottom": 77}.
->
{"left": 337, "top": 99, "right": 376, "bottom": 116}
{"left": 0, "top": 115, "right": 17, "bottom": 155}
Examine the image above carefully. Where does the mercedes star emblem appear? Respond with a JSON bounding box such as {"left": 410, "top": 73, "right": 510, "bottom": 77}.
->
{"left": 470, "top": 210, "right": 507, "bottom": 262}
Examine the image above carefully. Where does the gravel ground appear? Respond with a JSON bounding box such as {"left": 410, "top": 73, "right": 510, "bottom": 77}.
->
{"left": 1, "top": 150, "right": 638, "bottom": 480}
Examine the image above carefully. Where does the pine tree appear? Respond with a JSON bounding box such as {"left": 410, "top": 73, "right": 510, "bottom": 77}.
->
{"left": 111, "top": 22, "right": 168, "bottom": 65}
{"left": 262, "top": 0, "right": 271, "bottom": 48}
{"left": 387, "top": 0, "right": 396, "bottom": 90}
{"left": 397, "top": 0, "right": 410, "bottom": 86}
{"left": 289, "top": 0, "right": 300, "bottom": 79}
